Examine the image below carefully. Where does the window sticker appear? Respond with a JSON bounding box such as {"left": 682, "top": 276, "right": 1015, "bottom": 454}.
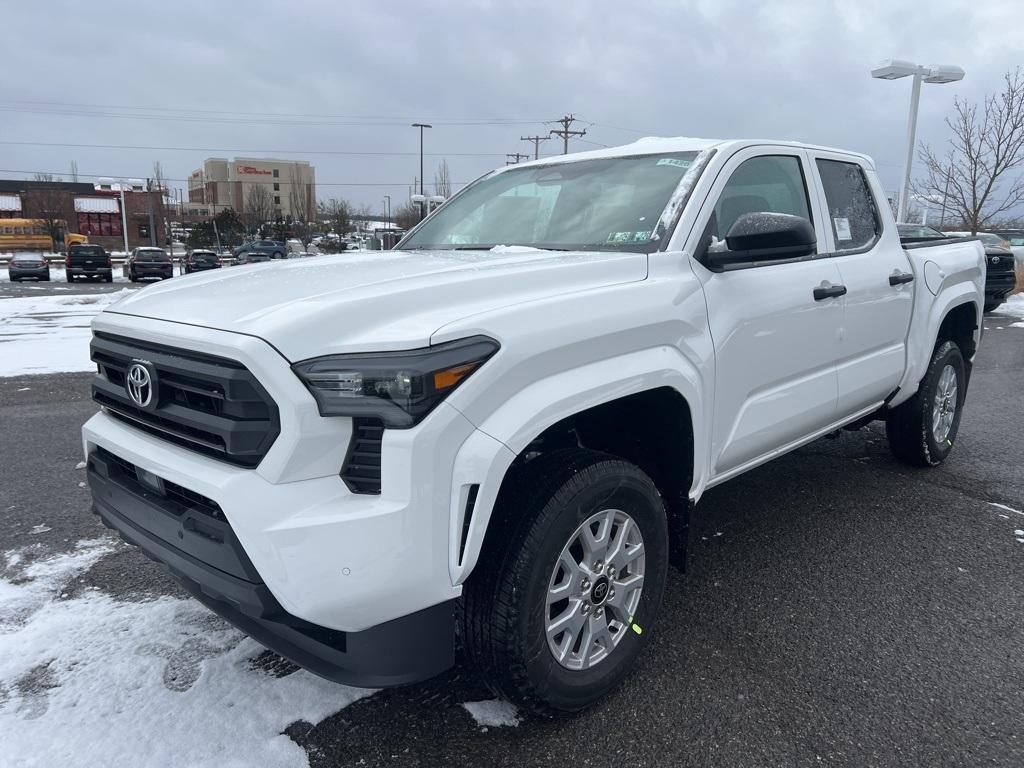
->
{"left": 633, "top": 231, "right": 652, "bottom": 241}
{"left": 657, "top": 158, "right": 691, "bottom": 168}
{"left": 833, "top": 216, "right": 852, "bottom": 241}
{"left": 607, "top": 231, "right": 632, "bottom": 243}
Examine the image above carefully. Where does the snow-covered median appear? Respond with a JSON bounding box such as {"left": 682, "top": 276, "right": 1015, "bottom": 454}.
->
{"left": 0, "top": 540, "right": 373, "bottom": 768}
{"left": 0, "top": 291, "right": 131, "bottom": 376}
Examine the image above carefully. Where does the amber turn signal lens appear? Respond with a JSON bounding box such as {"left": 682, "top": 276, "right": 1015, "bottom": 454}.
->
{"left": 434, "top": 362, "right": 479, "bottom": 391}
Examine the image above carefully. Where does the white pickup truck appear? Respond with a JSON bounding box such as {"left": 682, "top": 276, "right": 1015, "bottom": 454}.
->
{"left": 83, "top": 138, "right": 985, "bottom": 716}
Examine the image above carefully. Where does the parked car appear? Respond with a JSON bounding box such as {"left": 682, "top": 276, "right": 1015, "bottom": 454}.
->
{"left": 183, "top": 249, "right": 222, "bottom": 274}
{"left": 233, "top": 240, "right": 286, "bottom": 261}
{"left": 8, "top": 252, "right": 50, "bottom": 281}
{"left": 945, "top": 231, "right": 1017, "bottom": 312}
{"left": 989, "top": 229, "right": 1024, "bottom": 265}
{"left": 125, "top": 247, "right": 173, "bottom": 282}
{"left": 65, "top": 244, "right": 112, "bottom": 283}
{"left": 83, "top": 138, "right": 985, "bottom": 717}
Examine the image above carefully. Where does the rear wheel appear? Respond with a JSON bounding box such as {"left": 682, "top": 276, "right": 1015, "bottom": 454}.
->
{"left": 886, "top": 340, "right": 966, "bottom": 466}
{"left": 67, "top": 275, "right": 75, "bottom": 283}
{"left": 462, "top": 449, "right": 669, "bottom": 717}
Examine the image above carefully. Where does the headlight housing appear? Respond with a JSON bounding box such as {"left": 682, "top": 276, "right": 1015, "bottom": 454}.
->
{"left": 292, "top": 336, "right": 499, "bottom": 427}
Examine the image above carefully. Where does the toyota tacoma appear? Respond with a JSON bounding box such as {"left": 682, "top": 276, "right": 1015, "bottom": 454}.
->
{"left": 83, "top": 138, "right": 985, "bottom": 716}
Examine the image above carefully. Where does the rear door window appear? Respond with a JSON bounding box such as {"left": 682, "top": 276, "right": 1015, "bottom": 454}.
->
{"left": 816, "top": 159, "right": 881, "bottom": 251}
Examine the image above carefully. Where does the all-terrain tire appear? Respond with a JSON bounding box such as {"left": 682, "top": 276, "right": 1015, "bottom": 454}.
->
{"left": 885, "top": 340, "right": 966, "bottom": 466}
{"left": 461, "top": 448, "right": 669, "bottom": 718}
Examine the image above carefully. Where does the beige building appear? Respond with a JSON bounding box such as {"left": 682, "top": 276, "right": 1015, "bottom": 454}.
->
{"left": 187, "top": 158, "right": 316, "bottom": 222}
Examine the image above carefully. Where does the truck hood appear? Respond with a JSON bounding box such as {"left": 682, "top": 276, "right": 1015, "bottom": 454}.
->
{"left": 104, "top": 249, "right": 647, "bottom": 361}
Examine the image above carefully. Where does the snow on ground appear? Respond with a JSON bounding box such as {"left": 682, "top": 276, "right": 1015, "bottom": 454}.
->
{"left": 0, "top": 540, "right": 374, "bottom": 768}
{"left": 461, "top": 698, "right": 521, "bottom": 728}
{"left": 993, "top": 292, "right": 1024, "bottom": 326}
{"left": 0, "top": 290, "right": 132, "bottom": 376}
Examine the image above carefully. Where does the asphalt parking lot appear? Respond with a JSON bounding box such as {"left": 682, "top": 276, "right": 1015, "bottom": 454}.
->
{"left": 1, "top": 285, "right": 1022, "bottom": 767}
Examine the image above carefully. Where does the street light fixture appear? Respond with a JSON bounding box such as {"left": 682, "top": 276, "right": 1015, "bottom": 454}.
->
{"left": 871, "top": 59, "right": 965, "bottom": 223}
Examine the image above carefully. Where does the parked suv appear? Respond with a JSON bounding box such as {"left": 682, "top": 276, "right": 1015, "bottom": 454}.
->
{"left": 184, "top": 249, "right": 222, "bottom": 274}
{"left": 66, "top": 244, "right": 112, "bottom": 283}
{"left": 84, "top": 138, "right": 985, "bottom": 716}
{"left": 233, "top": 240, "right": 285, "bottom": 262}
{"left": 126, "top": 247, "right": 173, "bottom": 282}
{"left": 945, "top": 231, "right": 1017, "bottom": 311}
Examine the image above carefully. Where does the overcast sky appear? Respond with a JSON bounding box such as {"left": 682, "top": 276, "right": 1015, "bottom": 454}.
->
{"left": 3, "top": 0, "right": 1019, "bottom": 213}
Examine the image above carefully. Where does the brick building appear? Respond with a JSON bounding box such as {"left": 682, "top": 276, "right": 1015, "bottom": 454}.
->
{"left": 0, "top": 179, "right": 166, "bottom": 252}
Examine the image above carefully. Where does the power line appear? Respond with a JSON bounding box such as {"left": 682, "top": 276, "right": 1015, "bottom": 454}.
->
{"left": 520, "top": 135, "right": 551, "bottom": 160}
{"left": 0, "top": 168, "right": 467, "bottom": 187}
{"left": 0, "top": 140, "right": 504, "bottom": 158}
{"left": 0, "top": 105, "right": 547, "bottom": 128}
{"left": 549, "top": 114, "right": 587, "bottom": 154}
{"left": 0, "top": 99, "right": 550, "bottom": 123}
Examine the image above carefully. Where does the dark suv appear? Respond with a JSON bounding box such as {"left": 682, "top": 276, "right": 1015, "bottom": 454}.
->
{"left": 184, "top": 249, "right": 222, "bottom": 274}
{"left": 233, "top": 240, "right": 285, "bottom": 262}
{"left": 126, "top": 247, "right": 173, "bottom": 282}
{"left": 65, "top": 244, "right": 113, "bottom": 283}
{"left": 946, "top": 231, "right": 1017, "bottom": 312}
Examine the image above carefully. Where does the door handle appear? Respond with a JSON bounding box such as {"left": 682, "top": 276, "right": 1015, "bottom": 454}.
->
{"left": 889, "top": 271, "right": 914, "bottom": 286}
{"left": 813, "top": 284, "right": 847, "bottom": 300}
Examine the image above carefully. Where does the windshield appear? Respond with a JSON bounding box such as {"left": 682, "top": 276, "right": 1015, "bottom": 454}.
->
{"left": 398, "top": 152, "right": 703, "bottom": 253}
{"left": 977, "top": 233, "right": 1011, "bottom": 248}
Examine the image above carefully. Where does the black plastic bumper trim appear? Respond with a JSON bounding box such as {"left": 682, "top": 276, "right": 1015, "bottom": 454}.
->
{"left": 87, "top": 451, "right": 455, "bottom": 688}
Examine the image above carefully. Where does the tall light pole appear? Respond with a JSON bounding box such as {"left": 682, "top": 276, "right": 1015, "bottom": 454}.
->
{"left": 411, "top": 123, "right": 432, "bottom": 220}
{"left": 383, "top": 195, "right": 391, "bottom": 230}
{"left": 871, "top": 59, "right": 965, "bottom": 223}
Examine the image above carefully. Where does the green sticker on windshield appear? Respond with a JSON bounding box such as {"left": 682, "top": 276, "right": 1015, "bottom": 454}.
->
{"left": 657, "top": 158, "right": 691, "bottom": 168}
{"left": 607, "top": 232, "right": 632, "bottom": 243}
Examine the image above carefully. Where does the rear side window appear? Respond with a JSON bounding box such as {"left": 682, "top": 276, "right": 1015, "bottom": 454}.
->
{"left": 816, "top": 159, "right": 881, "bottom": 251}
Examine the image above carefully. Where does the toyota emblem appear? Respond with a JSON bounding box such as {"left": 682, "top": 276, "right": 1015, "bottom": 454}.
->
{"left": 126, "top": 363, "right": 154, "bottom": 408}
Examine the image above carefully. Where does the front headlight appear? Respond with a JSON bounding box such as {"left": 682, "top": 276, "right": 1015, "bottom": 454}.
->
{"left": 292, "top": 336, "right": 499, "bottom": 427}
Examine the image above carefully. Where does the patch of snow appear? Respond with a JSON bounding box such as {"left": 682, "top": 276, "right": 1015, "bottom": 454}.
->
{"left": 17, "top": 387, "right": 30, "bottom": 391}
{"left": 489, "top": 245, "right": 547, "bottom": 253}
{"left": 993, "top": 293, "right": 1024, "bottom": 320}
{"left": 0, "top": 542, "right": 374, "bottom": 768}
{"left": 1015, "top": 530, "right": 1024, "bottom": 536}
{"left": 0, "top": 290, "right": 132, "bottom": 377}
{"left": 28, "top": 525, "right": 51, "bottom": 535}
{"left": 74, "top": 461, "right": 87, "bottom": 470}
{"left": 988, "top": 502, "right": 1024, "bottom": 516}
{"left": 461, "top": 699, "right": 521, "bottom": 728}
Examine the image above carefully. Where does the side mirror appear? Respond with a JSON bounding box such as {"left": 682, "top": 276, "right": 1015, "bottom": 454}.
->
{"left": 706, "top": 212, "right": 816, "bottom": 269}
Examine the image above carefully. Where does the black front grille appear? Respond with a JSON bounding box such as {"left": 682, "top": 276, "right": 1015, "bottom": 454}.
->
{"left": 341, "top": 418, "right": 383, "bottom": 494}
{"left": 91, "top": 332, "right": 279, "bottom": 468}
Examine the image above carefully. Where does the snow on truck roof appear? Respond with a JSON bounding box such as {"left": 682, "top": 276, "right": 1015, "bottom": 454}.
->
{"left": 499, "top": 136, "right": 875, "bottom": 171}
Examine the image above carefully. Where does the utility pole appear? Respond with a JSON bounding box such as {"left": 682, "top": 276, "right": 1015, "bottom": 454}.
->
{"left": 520, "top": 135, "right": 550, "bottom": 160}
{"left": 549, "top": 113, "right": 587, "bottom": 154}
{"left": 506, "top": 153, "right": 529, "bottom": 165}
{"left": 145, "top": 178, "right": 157, "bottom": 246}
{"left": 411, "top": 123, "right": 432, "bottom": 220}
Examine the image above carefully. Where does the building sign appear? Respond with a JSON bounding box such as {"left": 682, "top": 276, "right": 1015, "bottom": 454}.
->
{"left": 237, "top": 165, "right": 272, "bottom": 176}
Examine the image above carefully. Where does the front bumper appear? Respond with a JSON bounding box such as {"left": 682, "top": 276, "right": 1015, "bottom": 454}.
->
{"left": 87, "top": 446, "right": 455, "bottom": 687}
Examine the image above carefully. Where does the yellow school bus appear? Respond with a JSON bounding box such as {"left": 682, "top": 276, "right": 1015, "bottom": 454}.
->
{"left": 0, "top": 218, "right": 87, "bottom": 252}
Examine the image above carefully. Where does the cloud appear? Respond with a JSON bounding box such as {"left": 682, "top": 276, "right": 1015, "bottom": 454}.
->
{"left": 4, "top": 0, "right": 1019, "bottom": 208}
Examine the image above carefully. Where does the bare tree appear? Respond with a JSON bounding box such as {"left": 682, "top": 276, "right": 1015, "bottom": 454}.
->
{"left": 69, "top": 160, "right": 79, "bottom": 182}
{"left": 434, "top": 159, "right": 452, "bottom": 199}
{"left": 393, "top": 201, "right": 421, "bottom": 230}
{"left": 244, "top": 185, "right": 274, "bottom": 233}
{"left": 24, "top": 173, "right": 67, "bottom": 250}
{"left": 915, "top": 68, "right": 1024, "bottom": 233}
{"left": 317, "top": 197, "right": 351, "bottom": 235}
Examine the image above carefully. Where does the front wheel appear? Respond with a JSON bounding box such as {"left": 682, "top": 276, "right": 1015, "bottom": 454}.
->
{"left": 462, "top": 449, "right": 669, "bottom": 717}
{"left": 886, "top": 340, "right": 966, "bottom": 466}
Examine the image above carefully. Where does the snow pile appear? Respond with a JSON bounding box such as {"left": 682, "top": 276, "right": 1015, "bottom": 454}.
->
{"left": 0, "top": 541, "right": 374, "bottom": 768}
{"left": 993, "top": 292, "right": 1024, "bottom": 326}
{"left": 0, "top": 290, "right": 131, "bottom": 377}
{"left": 461, "top": 698, "right": 521, "bottom": 728}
